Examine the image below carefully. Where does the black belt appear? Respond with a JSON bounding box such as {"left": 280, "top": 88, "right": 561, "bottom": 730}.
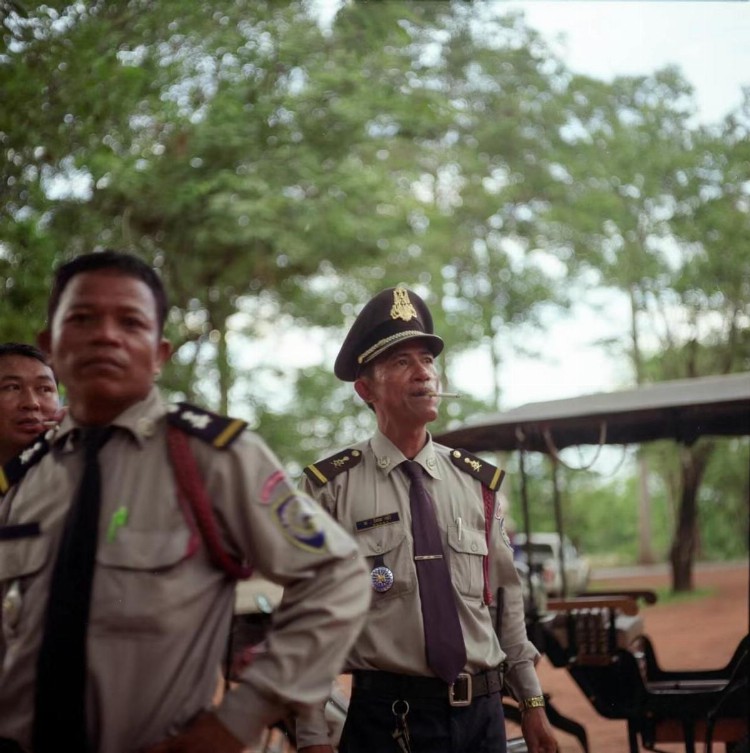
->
{"left": 352, "top": 668, "right": 504, "bottom": 707}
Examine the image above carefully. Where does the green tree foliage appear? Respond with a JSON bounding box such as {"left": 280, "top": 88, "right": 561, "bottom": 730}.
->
{"left": 539, "top": 69, "right": 749, "bottom": 589}
{"left": 2, "top": 1, "right": 746, "bottom": 580}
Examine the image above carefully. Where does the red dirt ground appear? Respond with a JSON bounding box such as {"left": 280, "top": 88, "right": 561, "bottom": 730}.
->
{"left": 505, "top": 561, "right": 749, "bottom": 753}
{"left": 250, "top": 561, "right": 748, "bottom": 752}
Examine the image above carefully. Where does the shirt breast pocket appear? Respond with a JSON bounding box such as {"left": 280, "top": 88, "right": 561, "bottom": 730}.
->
{"left": 94, "top": 527, "right": 195, "bottom": 635}
{"left": 447, "top": 525, "right": 488, "bottom": 600}
{"left": 355, "top": 523, "right": 415, "bottom": 605}
{"left": 0, "top": 533, "right": 50, "bottom": 638}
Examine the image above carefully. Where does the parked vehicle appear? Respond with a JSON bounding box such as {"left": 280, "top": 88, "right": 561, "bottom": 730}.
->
{"left": 513, "top": 559, "right": 548, "bottom": 616}
{"left": 513, "top": 532, "right": 590, "bottom": 596}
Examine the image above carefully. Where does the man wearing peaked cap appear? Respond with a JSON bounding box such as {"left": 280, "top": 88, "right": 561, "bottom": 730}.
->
{"left": 297, "top": 287, "right": 558, "bottom": 753}
{"left": 334, "top": 286, "right": 444, "bottom": 382}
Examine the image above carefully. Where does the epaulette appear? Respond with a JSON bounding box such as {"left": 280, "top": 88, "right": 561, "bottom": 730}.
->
{"left": 449, "top": 448, "right": 505, "bottom": 492}
{"left": 303, "top": 448, "right": 363, "bottom": 487}
{"left": 0, "top": 435, "right": 50, "bottom": 496}
{"left": 167, "top": 402, "right": 247, "bottom": 449}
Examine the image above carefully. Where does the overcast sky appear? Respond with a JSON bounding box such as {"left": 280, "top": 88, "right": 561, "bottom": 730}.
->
{"left": 450, "top": 1, "right": 749, "bottom": 407}
{"left": 512, "top": 1, "right": 749, "bottom": 125}
{"left": 308, "top": 1, "right": 749, "bottom": 409}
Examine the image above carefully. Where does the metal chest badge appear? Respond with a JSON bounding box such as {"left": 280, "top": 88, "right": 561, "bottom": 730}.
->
{"left": 371, "top": 561, "right": 394, "bottom": 593}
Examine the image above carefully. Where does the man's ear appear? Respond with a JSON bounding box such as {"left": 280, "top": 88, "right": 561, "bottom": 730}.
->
{"left": 354, "top": 377, "right": 373, "bottom": 405}
{"left": 155, "top": 338, "right": 173, "bottom": 373}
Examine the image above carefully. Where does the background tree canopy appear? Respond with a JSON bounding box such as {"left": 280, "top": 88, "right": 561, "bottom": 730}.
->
{"left": 1, "top": 0, "right": 748, "bottom": 587}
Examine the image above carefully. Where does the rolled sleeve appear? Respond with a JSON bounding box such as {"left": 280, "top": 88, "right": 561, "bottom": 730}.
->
{"left": 204, "top": 434, "right": 370, "bottom": 741}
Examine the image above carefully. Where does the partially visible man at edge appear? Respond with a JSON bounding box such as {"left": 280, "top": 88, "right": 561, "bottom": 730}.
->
{"left": 0, "top": 343, "right": 61, "bottom": 467}
{"left": 296, "top": 286, "right": 558, "bottom": 753}
{"left": 0, "top": 250, "right": 370, "bottom": 753}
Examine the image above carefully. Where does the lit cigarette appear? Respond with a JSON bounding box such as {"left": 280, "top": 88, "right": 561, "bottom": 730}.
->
{"left": 428, "top": 392, "right": 462, "bottom": 398}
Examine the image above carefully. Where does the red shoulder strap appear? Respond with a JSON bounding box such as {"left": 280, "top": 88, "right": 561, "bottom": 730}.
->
{"left": 482, "top": 484, "right": 495, "bottom": 606}
{"left": 167, "top": 424, "right": 252, "bottom": 580}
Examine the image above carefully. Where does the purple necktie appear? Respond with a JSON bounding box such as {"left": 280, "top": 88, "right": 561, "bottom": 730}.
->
{"left": 401, "top": 460, "right": 467, "bottom": 684}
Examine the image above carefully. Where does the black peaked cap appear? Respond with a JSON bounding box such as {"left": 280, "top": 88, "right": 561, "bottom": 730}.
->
{"left": 334, "top": 286, "right": 444, "bottom": 381}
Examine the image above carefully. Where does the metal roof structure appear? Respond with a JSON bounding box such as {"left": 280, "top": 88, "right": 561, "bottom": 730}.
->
{"left": 435, "top": 372, "right": 750, "bottom": 454}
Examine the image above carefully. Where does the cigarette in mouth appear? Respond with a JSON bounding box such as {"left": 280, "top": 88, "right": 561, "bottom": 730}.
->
{"left": 427, "top": 392, "right": 462, "bottom": 398}
{"left": 42, "top": 421, "right": 59, "bottom": 428}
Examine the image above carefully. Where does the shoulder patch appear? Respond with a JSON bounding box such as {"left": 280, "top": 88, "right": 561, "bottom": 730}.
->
{"left": 167, "top": 402, "right": 247, "bottom": 449}
{"left": 0, "top": 436, "right": 51, "bottom": 496}
{"left": 449, "top": 448, "right": 505, "bottom": 492}
{"left": 303, "top": 449, "right": 362, "bottom": 487}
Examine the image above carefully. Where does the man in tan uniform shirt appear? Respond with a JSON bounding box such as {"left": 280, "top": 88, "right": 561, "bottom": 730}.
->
{"left": 0, "top": 251, "right": 370, "bottom": 753}
{"left": 296, "top": 287, "right": 557, "bottom": 753}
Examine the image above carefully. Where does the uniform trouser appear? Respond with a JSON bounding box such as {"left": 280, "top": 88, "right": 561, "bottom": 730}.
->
{"left": 339, "top": 687, "right": 507, "bottom": 753}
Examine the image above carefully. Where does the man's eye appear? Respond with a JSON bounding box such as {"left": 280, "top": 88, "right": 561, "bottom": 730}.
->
{"left": 69, "top": 312, "right": 92, "bottom": 323}
{"left": 0, "top": 384, "right": 19, "bottom": 393}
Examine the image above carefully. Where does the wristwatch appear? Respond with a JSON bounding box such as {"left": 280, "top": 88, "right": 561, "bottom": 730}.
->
{"left": 520, "top": 695, "right": 546, "bottom": 712}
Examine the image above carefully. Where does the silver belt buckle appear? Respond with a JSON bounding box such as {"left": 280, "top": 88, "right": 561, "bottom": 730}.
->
{"left": 448, "top": 673, "right": 472, "bottom": 707}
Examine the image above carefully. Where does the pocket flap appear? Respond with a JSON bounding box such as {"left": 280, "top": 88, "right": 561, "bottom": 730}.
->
{"left": 355, "top": 523, "right": 407, "bottom": 558}
{"left": 97, "top": 528, "right": 192, "bottom": 571}
{"left": 447, "top": 525, "right": 488, "bottom": 556}
{"left": 0, "top": 535, "right": 50, "bottom": 579}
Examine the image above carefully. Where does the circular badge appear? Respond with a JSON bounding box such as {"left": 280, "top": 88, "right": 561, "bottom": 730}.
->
{"left": 371, "top": 565, "right": 394, "bottom": 593}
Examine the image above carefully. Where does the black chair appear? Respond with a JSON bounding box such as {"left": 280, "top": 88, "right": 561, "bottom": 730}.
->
{"left": 541, "top": 594, "right": 749, "bottom": 753}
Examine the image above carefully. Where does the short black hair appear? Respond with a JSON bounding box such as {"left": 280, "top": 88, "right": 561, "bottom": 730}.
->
{"left": 0, "top": 342, "right": 50, "bottom": 366}
{"left": 47, "top": 250, "right": 168, "bottom": 334}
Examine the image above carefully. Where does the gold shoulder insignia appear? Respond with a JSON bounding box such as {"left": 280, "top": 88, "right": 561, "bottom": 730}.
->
{"left": 449, "top": 448, "right": 505, "bottom": 492}
{"left": 0, "top": 436, "right": 51, "bottom": 496}
{"left": 304, "top": 449, "right": 363, "bottom": 487}
{"left": 167, "top": 402, "right": 247, "bottom": 449}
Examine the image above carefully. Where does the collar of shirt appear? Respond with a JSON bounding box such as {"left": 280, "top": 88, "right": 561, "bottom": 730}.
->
{"left": 48, "top": 387, "right": 167, "bottom": 453}
{"left": 369, "top": 429, "right": 443, "bottom": 481}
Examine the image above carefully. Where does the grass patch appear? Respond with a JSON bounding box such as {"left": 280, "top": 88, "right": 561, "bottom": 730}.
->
{"left": 586, "top": 582, "right": 716, "bottom": 606}
{"left": 651, "top": 586, "right": 715, "bottom": 605}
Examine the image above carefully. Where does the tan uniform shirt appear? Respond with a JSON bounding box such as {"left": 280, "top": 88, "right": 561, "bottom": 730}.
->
{"left": 0, "top": 388, "right": 370, "bottom": 752}
{"left": 296, "top": 430, "right": 541, "bottom": 747}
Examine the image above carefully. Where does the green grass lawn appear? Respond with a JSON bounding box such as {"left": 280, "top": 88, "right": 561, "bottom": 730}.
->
{"left": 586, "top": 582, "right": 715, "bottom": 605}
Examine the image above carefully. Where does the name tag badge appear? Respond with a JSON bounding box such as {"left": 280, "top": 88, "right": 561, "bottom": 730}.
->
{"left": 356, "top": 512, "right": 400, "bottom": 532}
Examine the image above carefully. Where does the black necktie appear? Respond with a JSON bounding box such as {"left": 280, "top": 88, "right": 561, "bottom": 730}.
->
{"left": 33, "top": 427, "right": 113, "bottom": 753}
{"left": 401, "top": 460, "right": 467, "bottom": 684}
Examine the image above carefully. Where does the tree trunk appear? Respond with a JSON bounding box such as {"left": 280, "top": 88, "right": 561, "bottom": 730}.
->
{"left": 217, "top": 327, "right": 231, "bottom": 416}
{"left": 637, "top": 452, "right": 655, "bottom": 565}
{"left": 669, "top": 443, "right": 713, "bottom": 592}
